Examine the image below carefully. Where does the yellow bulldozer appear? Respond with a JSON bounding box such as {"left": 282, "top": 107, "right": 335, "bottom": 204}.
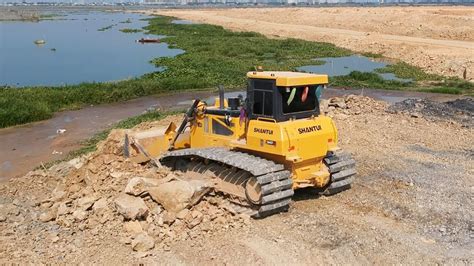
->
{"left": 124, "top": 70, "right": 356, "bottom": 218}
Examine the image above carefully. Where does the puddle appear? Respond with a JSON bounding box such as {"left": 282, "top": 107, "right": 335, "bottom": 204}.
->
{"left": 298, "top": 55, "right": 412, "bottom": 82}
{"left": 171, "top": 20, "right": 196, "bottom": 25}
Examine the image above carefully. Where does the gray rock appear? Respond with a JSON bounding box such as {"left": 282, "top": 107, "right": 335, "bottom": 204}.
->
{"left": 92, "top": 198, "right": 108, "bottom": 211}
{"left": 72, "top": 210, "right": 88, "bottom": 221}
{"left": 176, "top": 209, "right": 190, "bottom": 220}
{"left": 77, "top": 196, "right": 97, "bottom": 211}
{"left": 51, "top": 185, "right": 66, "bottom": 202}
{"left": 329, "top": 98, "right": 347, "bottom": 109}
{"left": 411, "top": 112, "right": 422, "bottom": 118}
{"left": 57, "top": 203, "right": 69, "bottom": 216}
{"left": 125, "top": 177, "right": 164, "bottom": 196}
{"left": 320, "top": 99, "right": 329, "bottom": 113}
{"left": 148, "top": 180, "right": 195, "bottom": 213}
{"left": 187, "top": 180, "right": 213, "bottom": 205}
{"left": 123, "top": 220, "right": 143, "bottom": 234}
{"left": 187, "top": 210, "right": 203, "bottom": 229}
{"left": 39, "top": 210, "right": 57, "bottom": 222}
{"left": 132, "top": 233, "right": 155, "bottom": 252}
{"left": 162, "top": 212, "right": 176, "bottom": 225}
{"left": 68, "top": 157, "right": 85, "bottom": 170}
{"left": 114, "top": 194, "right": 149, "bottom": 220}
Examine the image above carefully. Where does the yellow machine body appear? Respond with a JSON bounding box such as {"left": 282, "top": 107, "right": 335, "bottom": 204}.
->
{"left": 126, "top": 71, "right": 342, "bottom": 190}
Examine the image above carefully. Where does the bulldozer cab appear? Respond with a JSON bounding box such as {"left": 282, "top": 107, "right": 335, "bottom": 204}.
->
{"left": 246, "top": 71, "right": 328, "bottom": 122}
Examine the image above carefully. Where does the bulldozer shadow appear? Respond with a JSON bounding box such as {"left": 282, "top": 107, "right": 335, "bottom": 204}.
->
{"left": 292, "top": 187, "right": 324, "bottom": 202}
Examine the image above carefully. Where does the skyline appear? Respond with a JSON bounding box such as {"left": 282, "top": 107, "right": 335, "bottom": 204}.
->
{"left": 1, "top": 0, "right": 473, "bottom": 3}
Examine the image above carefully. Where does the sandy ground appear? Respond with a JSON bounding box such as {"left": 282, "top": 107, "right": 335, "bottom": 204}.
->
{"left": 1, "top": 95, "right": 473, "bottom": 264}
{"left": 151, "top": 7, "right": 474, "bottom": 80}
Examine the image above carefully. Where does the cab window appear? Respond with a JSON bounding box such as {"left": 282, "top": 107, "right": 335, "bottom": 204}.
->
{"left": 252, "top": 80, "right": 273, "bottom": 116}
{"left": 279, "top": 86, "right": 317, "bottom": 114}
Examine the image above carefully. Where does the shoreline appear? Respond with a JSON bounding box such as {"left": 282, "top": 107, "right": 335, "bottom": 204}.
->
{"left": 151, "top": 6, "right": 474, "bottom": 80}
{"left": 2, "top": 11, "right": 472, "bottom": 129}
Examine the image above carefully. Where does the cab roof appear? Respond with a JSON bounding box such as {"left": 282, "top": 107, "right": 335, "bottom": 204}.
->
{"left": 247, "top": 71, "right": 328, "bottom": 87}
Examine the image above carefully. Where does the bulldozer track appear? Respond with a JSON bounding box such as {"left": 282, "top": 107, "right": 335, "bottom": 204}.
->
{"left": 160, "top": 147, "right": 293, "bottom": 218}
{"left": 323, "top": 150, "right": 356, "bottom": 195}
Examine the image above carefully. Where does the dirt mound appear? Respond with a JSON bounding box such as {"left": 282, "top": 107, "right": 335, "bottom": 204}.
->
{"left": 0, "top": 125, "right": 247, "bottom": 261}
{"left": 388, "top": 98, "right": 474, "bottom": 127}
{"left": 320, "top": 94, "right": 388, "bottom": 118}
{"left": 2, "top": 95, "right": 472, "bottom": 263}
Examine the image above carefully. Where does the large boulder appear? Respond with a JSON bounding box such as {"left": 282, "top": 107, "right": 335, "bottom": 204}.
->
{"left": 148, "top": 180, "right": 195, "bottom": 213}
{"left": 124, "top": 177, "right": 166, "bottom": 196}
{"left": 148, "top": 179, "right": 213, "bottom": 213}
{"left": 114, "top": 194, "right": 149, "bottom": 220}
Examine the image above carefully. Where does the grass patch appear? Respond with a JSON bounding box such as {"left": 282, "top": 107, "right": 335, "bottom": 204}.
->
{"left": 360, "top": 52, "right": 384, "bottom": 59}
{"left": 120, "top": 28, "right": 142, "bottom": 33}
{"left": 341, "top": 61, "right": 473, "bottom": 94}
{"left": 331, "top": 71, "right": 412, "bottom": 90}
{"left": 39, "top": 13, "right": 64, "bottom": 20}
{"left": 331, "top": 69, "right": 473, "bottom": 95}
{"left": 378, "top": 62, "right": 473, "bottom": 93}
{"left": 144, "top": 16, "right": 351, "bottom": 90}
{"left": 375, "top": 62, "right": 441, "bottom": 81}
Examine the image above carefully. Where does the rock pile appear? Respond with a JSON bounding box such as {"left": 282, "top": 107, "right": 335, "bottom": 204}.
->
{"left": 321, "top": 95, "right": 388, "bottom": 118}
{"left": 388, "top": 98, "right": 473, "bottom": 127}
{"left": 1, "top": 127, "right": 247, "bottom": 254}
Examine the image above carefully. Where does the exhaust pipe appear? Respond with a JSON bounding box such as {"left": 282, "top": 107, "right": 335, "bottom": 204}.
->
{"left": 218, "top": 85, "right": 225, "bottom": 109}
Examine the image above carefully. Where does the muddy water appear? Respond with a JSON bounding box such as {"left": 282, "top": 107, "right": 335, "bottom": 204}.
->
{"left": 0, "top": 88, "right": 463, "bottom": 182}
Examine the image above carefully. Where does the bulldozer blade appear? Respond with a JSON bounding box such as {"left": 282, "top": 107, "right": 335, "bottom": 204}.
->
{"left": 124, "top": 122, "right": 177, "bottom": 164}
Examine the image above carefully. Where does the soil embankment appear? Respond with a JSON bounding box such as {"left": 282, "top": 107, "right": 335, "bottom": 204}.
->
{"left": 151, "top": 7, "right": 474, "bottom": 80}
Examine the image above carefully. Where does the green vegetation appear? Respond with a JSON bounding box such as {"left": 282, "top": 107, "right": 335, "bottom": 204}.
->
{"left": 120, "top": 19, "right": 132, "bottom": 24}
{"left": 120, "top": 28, "right": 143, "bottom": 33}
{"left": 360, "top": 52, "right": 384, "bottom": 59}
{"left": 0, "top": 16, "right": 351, "bottom": 128}
{"left": 145, "top": 16, "right": 351, "bottom": 89}
{"left": 1, "top": 15, "right": 471, "bottom": 129}
{"left": 39, "top": 13, "right": 64, "bottom": 20}
{"left": 331, "top": 71, "right": 412, "bottom": 90}
{"left": 373, "top": 62, "right": 473, "bottom": 94}
{"left": 332, "top": 66, "right": 473, "bottom": 95}
{"left": 376, "top": 62, "right": 441, "bottom": 81}
{"left": 98, "top": 24, "right": 115, "bottom": 31}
